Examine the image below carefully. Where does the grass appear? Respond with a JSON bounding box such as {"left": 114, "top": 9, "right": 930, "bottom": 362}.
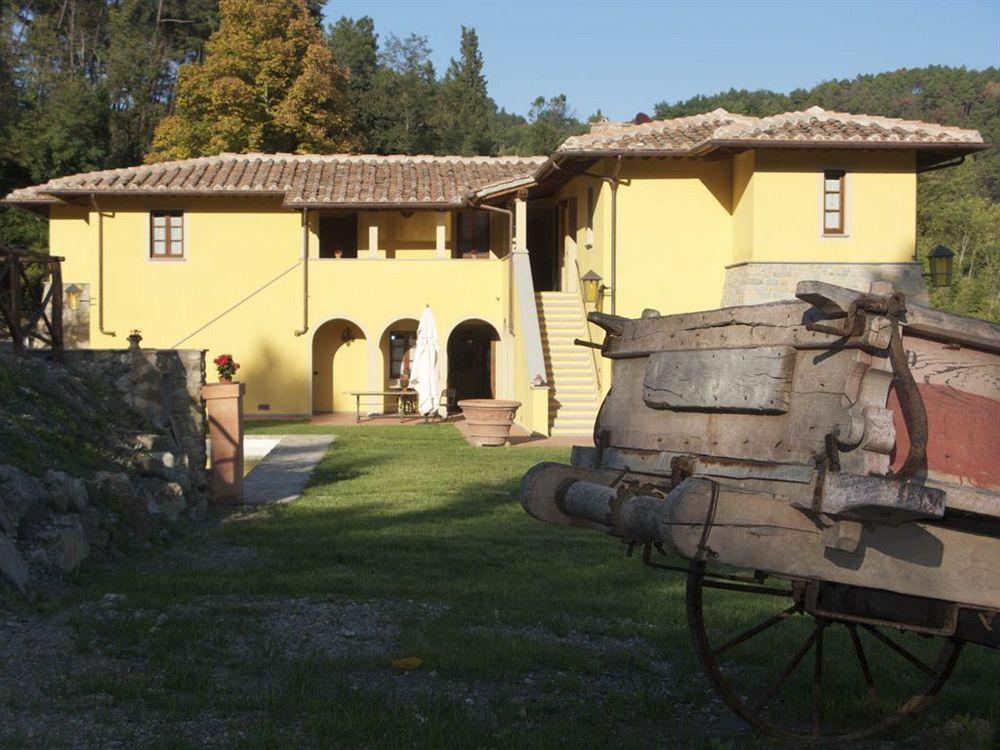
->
{"left": 51, "top": 424, "right": 999, "bottom": 748}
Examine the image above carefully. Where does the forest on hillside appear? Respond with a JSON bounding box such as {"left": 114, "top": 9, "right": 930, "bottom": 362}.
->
{"left": 1, "top": 1, "right": 996, "bottom": 318}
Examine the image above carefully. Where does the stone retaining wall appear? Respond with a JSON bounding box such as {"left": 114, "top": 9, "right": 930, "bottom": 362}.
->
{"left": 721, "top": 261, "right": 929, "bottom": 307}
{"left": 61, "top": 348, "right": 207, "bottom": 471}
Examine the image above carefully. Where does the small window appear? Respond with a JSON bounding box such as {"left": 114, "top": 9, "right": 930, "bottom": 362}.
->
{"left": 388, "top": 331, "right": 416, "bottom": 379}
{"left": 150, "top": 210, "right": 184, "bottom": 258}
{"left": 823, "top": 170, "right": 845, "bottom": 235}
{"left": 456, "top": 211, "right": 490, "bottom": 258}
{"left": 319, "top": 214, "right": 358, "bottom": 258}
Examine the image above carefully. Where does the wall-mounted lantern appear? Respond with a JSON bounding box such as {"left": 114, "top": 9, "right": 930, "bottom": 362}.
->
{"left": 341, "top": 325, "right": 356, "bottom": 344}
{"left": 581, "top": 270, "right": 603, "bottom": 306}
{"left": 926, "top": 245, "right": 955, "bottom": 288}
{"left": 65, "top": 284, "right": 81, "bottom": 310}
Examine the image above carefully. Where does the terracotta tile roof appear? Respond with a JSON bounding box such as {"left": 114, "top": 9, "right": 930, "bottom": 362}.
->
{"left": 558, "top": 106, "right": 986, "bottom": 154}
{"left": 3, "top": 153, "right": 547, "bottom": 209}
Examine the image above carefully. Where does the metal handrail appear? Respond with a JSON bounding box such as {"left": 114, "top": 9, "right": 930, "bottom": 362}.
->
{"left": 574, "top": 259, "right": 601, "bottom": 391}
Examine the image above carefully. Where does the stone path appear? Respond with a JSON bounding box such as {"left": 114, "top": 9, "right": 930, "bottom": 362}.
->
{"left": 243, "top": 434, "right": 334, "bottom": 505}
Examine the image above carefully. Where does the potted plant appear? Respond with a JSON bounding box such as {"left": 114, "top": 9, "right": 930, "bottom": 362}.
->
{"left": 213, "top": 353, "right": 240, "bottom": 383}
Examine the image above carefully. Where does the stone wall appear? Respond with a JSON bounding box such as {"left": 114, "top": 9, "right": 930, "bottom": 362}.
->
{"left": 721, "top": 262, "right": 929, "bottom": 307}
{"left": 0, "top": 347, "right": 209, "bottom": 594}
{"left": 61, "top": 347, "right": 207, "bottom": 471}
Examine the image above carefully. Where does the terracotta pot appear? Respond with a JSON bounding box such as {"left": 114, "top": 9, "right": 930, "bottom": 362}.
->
{"left": 219, "top": 375, "right": 233, "bottom": 383}
{"left": 458, "top": 399, "right": 521, "bottom": 446}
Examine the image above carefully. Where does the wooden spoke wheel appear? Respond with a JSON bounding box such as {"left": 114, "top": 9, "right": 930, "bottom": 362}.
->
{"left": 685, "top": 560, "right": 963, "bottom": 742}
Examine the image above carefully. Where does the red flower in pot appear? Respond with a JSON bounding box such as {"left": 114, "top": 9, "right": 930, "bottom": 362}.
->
{"left": 213, "top": 353, "right": 240, "bottom": 382}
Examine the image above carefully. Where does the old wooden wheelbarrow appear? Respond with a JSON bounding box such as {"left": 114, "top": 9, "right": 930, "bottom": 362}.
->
{"left": 521, "top": 280, "right": 999, "bottom": 741}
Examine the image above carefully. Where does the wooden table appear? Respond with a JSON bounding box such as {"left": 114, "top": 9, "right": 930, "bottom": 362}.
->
{"left": 346, "top": 390, "right": 418, "bottom": 423}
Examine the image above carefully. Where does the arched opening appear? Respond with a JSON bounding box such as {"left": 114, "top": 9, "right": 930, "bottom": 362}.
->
{"left": 379, "top": 318, "right": 419, "bottom": 413}
{"left": 312, "top": 319, "right": 367, "bottom": 413}
{"left": 447, "top": 320, "right": 500, "bottom": 407}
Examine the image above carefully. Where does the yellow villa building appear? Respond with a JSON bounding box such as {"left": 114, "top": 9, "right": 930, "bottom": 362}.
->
{"left": 3, "top": 107, "right": 987, "bottom": 435}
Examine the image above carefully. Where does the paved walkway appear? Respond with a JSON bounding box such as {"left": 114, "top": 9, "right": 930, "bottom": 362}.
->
{"left": 243, "top": 434, "right": 335, "bottom": 505}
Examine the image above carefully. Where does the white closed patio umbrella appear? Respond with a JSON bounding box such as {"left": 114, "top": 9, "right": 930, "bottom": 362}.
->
{"left": 410, "top": 305, "right": 441, "bottom": 416}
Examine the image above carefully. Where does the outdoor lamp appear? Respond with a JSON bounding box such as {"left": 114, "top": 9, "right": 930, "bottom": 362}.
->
{"left": 65, "top": 284, "right": 81, "bottom": 310}
{"left": 341, "top": 326, "right": 355, "bottom": 344}
{"left": 581, "top": 270, "right": 603, "bottom": 305}
{"left": 926, "top": 245, "right": 955, "bottom": 288}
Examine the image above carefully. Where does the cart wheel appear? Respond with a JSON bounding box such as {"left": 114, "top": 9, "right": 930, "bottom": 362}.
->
{"left": 685, "top": 560, "right": 963, "bottom": 742}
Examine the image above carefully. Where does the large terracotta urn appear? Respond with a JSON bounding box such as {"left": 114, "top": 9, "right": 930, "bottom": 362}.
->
{"left": 458, "top": 399, "right": 521, "bottom": 446}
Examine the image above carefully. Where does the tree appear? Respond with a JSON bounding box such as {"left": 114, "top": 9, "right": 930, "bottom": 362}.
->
{"left": 327, "top": 16, "right": 379, "bottom": 152}
{"left": 494, "top": 94, "right": 585, "bottom": 156}
{"left": 437, "top": 26, "right": 495, "bottom": 155}
{"left": 369, "top": 34, "right": 439, "bottom": 154}
{"left": 147, "top": 0, "right": 358, "bottom": 161}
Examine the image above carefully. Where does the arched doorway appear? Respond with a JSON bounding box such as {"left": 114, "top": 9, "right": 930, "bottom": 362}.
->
{"left": 447, "top": 320, "right": 500, "bottom": 406}
{"left": 312, "top": 319, "right": 367, "bottom": 413}
{"left": 379, "top": 318, "right": 419, "bottom": 414}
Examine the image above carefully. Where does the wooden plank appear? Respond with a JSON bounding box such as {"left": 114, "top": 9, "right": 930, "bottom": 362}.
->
{"left": 643, "top": 346, "right": 796, "bottom": 413}
{"left": 903, "top": 305, "right": 1000, "bottom": 354}
{"left": 604, "top": 322, "right": 843, "bottom": 359}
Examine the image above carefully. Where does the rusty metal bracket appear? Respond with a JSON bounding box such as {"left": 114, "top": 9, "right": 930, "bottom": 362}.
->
{"left": 806, "top": 292, "right": 928, "bottom": 482}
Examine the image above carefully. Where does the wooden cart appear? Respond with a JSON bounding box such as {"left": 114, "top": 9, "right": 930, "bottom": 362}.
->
{"left": 521, "top": 280, "right": 999, "bottom": 741}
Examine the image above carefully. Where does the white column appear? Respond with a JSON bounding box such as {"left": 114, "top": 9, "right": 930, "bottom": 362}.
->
{"left": 367, "top": 216, "right": 379, "bottom": 259}
{"left": 435, "top": 212, "right": 448, "bottom": 258}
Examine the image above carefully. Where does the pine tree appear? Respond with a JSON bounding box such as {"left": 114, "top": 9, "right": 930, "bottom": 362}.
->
{"left": 327, "top": 16, "right": 379, "bottom": 152}
{"left": 438, "top": 26, "right": 495, "bottom": 155}
{"left": 147, "top": 0, "right": 359, "bottom": 161}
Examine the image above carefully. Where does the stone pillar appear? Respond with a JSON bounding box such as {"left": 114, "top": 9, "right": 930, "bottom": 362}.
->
{"left": 202, "top": 381, "right": 245, "bottom": 504}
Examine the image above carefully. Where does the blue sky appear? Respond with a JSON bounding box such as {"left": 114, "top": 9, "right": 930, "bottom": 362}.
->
{"left": 321, "top": 0, "right": 1000, "bottom": 120}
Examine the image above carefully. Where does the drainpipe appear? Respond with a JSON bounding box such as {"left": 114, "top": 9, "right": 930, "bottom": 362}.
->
{"left": 294, "top": 208, "right": 309, "bottom": 336}
{"left": 91, "top": 194, "right": 116, "bottom": 337}
{"left": 477, "top": 201, "right": 514, "bottom": 333}
{"left": 607, "top": 155, "right": 622, "bottom": 316}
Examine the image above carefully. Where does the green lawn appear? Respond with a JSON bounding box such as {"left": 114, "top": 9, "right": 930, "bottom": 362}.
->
{"left": 49, "top": 424, "right": 997, "bottom": 749}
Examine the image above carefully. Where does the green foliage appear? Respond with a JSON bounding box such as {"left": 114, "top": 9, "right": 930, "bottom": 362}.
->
{"left": 0, "top": 0, "right": 217, "bottom": 249}
{"left": 326, "top": 15, "right": 379, "bottom": 152}
{"left": 437, "top": 26, "right": 495, "bottom": 156}
{"left": 146, "top": 0, "right": 358, "bottom": 160}
{"left": 368, "top": 33, "right": 440, "bottom": 155}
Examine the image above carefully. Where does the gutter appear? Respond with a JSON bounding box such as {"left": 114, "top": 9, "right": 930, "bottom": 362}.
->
{"left": 90, "top": 194, "right": 116, "bottom": 338}
{"left": 294, "top": 208, "right": 309, "bottom": 336}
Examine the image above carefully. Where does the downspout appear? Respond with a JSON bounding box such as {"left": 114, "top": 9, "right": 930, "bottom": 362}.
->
{"left": 607, "top": 155, "right": 623, "bottom": 316}
{"left": 477, "top": 201, "right": 515, "bottom": 333}
{"left": 294, "top": 208, "right": 309, "bottom": 336}
{"left": 91, "top": 194, "right": 116, "bottom": 337}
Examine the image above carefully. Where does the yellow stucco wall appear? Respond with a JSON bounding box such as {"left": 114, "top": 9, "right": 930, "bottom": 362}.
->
{"left": 746, "top": 149, "right": 917, "bottom": 263}
{"left": 51, "top": 197, "right": 510, "bottom": 417}
{"left": 612, "top": 157, "right": 735, "bottom": 318}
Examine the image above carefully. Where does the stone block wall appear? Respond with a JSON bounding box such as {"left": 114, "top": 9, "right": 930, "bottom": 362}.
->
{"left": 61, "top": 348, "right": 207, "bottom": 470}
{"left": 721, "top": 262, "right": 929, "bottom": 307}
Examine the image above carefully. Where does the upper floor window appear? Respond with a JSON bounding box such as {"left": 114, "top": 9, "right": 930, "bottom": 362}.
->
{"left": 823, "top": 170, "right": 846, "bottom": 236}
{"left": 150, "top": 210, "right": 184, "bottom": 258}
{"left": 319, "top": 214, "right": 358, "bottom": 258}
{"left": 456, "top": 211, "right": 490, "bottom": 258}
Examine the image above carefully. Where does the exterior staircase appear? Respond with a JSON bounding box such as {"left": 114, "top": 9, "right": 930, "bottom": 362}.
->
{"left": 536, "top": 291, "right": 602, "bottom": 436}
